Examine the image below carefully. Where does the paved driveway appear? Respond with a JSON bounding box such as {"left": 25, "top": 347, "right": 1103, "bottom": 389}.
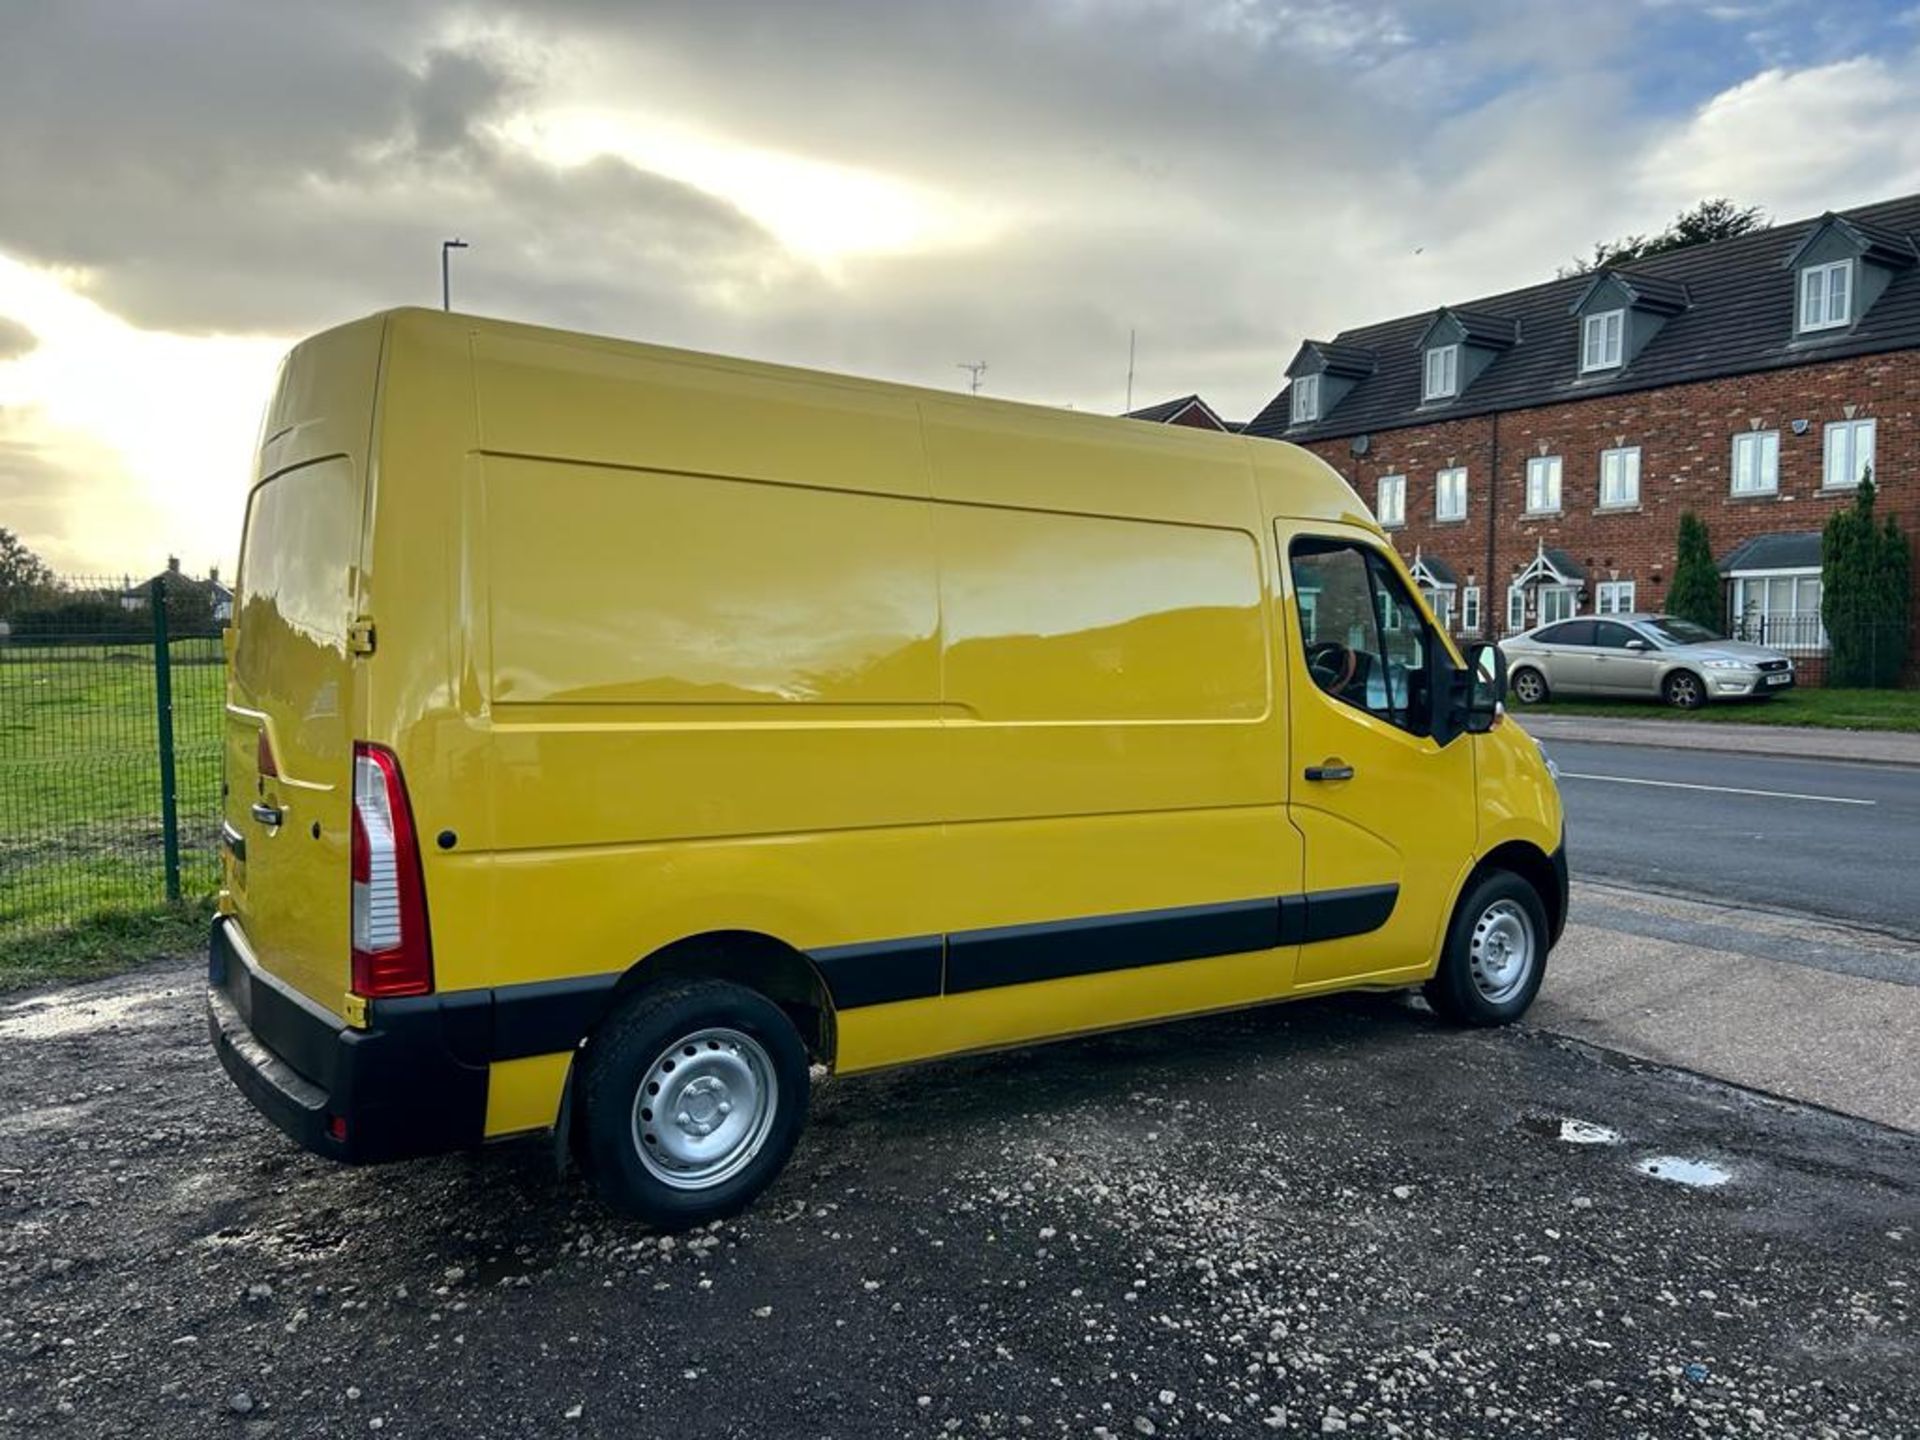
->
{"left": 3, "top": 955, "right": 1916, "bottom": 1438}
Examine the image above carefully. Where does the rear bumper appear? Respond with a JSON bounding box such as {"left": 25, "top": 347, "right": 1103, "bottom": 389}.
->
{"left": 207, "top": 916, "right": 490, "bottom": 1163}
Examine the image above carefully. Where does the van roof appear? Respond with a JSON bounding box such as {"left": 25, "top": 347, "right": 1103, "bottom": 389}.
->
{"left": 346, "top": 308, "right": 1373, "bottom": 528}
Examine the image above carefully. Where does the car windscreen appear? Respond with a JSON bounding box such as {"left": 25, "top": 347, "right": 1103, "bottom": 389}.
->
{"left": 1642, "top": 617, "right": 1721, "bottom": 646}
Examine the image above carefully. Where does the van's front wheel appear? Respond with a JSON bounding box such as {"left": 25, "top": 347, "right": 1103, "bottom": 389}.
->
{"left": 1423, "top": 871, "right": 1548, "bottom": 1026}
{"left": 580, "top": 979, "right": 810, "bottom": 1228}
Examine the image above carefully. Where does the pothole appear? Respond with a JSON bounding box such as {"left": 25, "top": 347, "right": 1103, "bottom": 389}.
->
{"left": 1634, "top": 1155, "right": 1731, "bottom": 1189}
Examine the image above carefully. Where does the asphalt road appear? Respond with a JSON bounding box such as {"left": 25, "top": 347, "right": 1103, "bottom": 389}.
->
{"left": 1543, "top": 740, "right": 1920, "bottom": 938}
{"left": 4, "top": 959, "right": 1918, "bottom": 1439}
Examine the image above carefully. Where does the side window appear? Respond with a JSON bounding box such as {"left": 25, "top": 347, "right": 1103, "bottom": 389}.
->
{"left": 1536, "top": 620, "right": 1596, "bottom": 647}
{"left": 1289, "top": 537, "right": 1432, "bottom": 733}
{"left": 1593, "top": 620, "right": 1640, "bottom": 649}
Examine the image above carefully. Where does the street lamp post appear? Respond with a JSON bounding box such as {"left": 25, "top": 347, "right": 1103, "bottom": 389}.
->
{"left": 441, "top": 238, "right": 468, "bottom": 311}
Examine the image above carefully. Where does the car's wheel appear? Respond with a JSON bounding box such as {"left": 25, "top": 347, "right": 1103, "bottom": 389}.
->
{"left": 579, "top": 978, "right": 811, "bottom": 1229}
{"left": 1509, "top": 666, "right": 1550, "bottom": 705}
{"left": 1423, "top": 870, "right": 1549, "bottom": 1027}
{"left": 1662, "top": 670, "right": 1706, "bottom": 710}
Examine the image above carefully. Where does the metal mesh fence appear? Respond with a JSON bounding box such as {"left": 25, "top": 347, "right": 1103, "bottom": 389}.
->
{"left": 0, "top": 573, "right": 225, "bottom": 938}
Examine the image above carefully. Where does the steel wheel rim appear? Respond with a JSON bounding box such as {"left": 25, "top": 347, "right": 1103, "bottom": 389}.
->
{"left": 631, "top": 1027, "right": 778, "bottom": 1191}
{"left": 1469, "top": 899, "right": 1537, "bottom": 1004}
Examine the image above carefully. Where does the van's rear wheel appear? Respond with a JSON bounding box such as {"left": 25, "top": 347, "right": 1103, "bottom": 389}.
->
{"left": 580, "top": 979, "right": 809, "bottom": 1228}
{"left": 1423, "top": 871, "right": 1548, "bottom": 1026}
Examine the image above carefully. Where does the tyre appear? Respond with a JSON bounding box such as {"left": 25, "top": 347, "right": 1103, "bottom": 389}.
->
{"left": 579, "top": 978, "right": 810, "bottom": 1228}
{"left": 1509, "top": 667, "right": 1550, "bottom": 705}
{"left": 1662, "top": 670, "right": 1706, "bottom": 710}
{"left": 1423, "top": 870, "right": 1549, "bottom": 1026}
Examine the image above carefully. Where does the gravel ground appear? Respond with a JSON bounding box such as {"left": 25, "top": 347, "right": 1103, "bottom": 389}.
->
{"left": 2, "top": 958, "right": 1916, "bottom": 1439}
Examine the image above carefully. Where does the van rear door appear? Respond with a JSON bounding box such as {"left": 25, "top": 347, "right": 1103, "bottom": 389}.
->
{"left": 223, "top": 320, "right": 382, "bottom": 1019}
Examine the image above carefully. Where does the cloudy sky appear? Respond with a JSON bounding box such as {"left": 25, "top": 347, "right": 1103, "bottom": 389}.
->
{"left": 3, "top": 0, "right": 1919, "bottom": 576}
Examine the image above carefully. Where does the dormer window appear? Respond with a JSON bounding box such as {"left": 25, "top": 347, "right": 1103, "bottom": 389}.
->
{"left": 1800, "top": 259, "right": 1852, "bottom": 331}
{"left": 1423, "top": 344, "right": 1459, "bottom": 401}
{"left": 1581, "top": 310, "right": 1624, "bottom": 372}
{"left": 1291, "top": 373, "right": 1320, "bottom": 424}
{"left": 1568, "top": 271, "right": 1687, "bottom": 378}
{"left": 1785, "top": 213, "right": 1913, "bottom": 338}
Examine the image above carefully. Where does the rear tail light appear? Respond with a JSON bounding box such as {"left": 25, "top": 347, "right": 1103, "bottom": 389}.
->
{"left": 349, "top": 742, "right": 433, "bottom": 998}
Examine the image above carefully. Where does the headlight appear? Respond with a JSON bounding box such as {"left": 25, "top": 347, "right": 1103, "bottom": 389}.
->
{"left": 1702, "top": 658, "right": 1749, "bottom": 670}
{"left": 1533, "top": 735, "right": 1561, "bottom": 783}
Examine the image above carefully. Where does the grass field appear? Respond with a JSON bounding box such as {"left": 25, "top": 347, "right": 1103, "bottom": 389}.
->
{"left": 0, "top": 640, "right": 225, "bottom": 978}
{"left": 1517, "top": 686, "right": 1920, "bottom": 732}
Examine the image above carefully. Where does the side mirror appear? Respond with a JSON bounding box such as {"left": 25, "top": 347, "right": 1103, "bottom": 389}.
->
{"left": 1462, "top": 641, "right": 1506, "bottom": 734}
{"left": 1624, "top": 638, "right": 1650, "bottom": 652}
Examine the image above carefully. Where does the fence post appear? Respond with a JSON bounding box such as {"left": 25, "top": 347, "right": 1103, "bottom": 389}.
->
{"left": 150, "top": 577, "right": 182, "bottom": 903}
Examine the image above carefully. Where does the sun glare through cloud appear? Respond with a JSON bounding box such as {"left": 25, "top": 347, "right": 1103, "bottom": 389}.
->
{"left": 499, "top": 109, "right": 1003, "bottom": 266}
{"left": 0, "top": 255, "right": 285, "bottom": 574}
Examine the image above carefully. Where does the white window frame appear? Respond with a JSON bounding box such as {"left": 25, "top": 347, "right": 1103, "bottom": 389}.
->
{"left": 1599, "top": 445, "right": 1641, "bottom": 508}
{"left": 1524, "top": 455, "right": 1562, "bottom": 514}
{"left": 1800, "top": 259, "right": 1852, "bottom": 332}
{"left": 1290, "top": 373, "right": 1320, "bottom": 424}
{"left": 1539, "top": 584, "right": 1580, "bottom": 625}
{"left": 1375, "top": 473, "right": 1406, "bottom": 528}
{"left": 1506, "top": 585, "right": 1526, "bottom": 632}
{"left": 1596, "top": 580, "right": 1636, "bottom": 615}
{"left": 1581, "top": 309, "right": 1624, "bottom": 372}
{"left": 1730, "top": 567, "right": 1826, "bottom": 651}
{"left": 1420, "top": 584, "right": 1456, "bottom": 631}
{"left": 1730, "top": 431, "right": 1779, "bottom": 496}
{"left": 1461, "top": 585, "right": 1482, "bottom": 634}
{"left": 1823, "top": 418, "right": 1876, "bottom": 490}
{"left": 1423, "top": 344, "right": 1459, "bottom": 401}
{"left": 1435, "top": 465, "right": 1468, "bottom": 521}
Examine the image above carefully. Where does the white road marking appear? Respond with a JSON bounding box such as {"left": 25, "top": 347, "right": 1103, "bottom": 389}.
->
{"left": 1558, "top": 772, "right": 1875, "bottom": 806}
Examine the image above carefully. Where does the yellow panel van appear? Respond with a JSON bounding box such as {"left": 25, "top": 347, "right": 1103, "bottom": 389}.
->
{"left": 209, "top": 308, "right": 1566, "bottom": 1227}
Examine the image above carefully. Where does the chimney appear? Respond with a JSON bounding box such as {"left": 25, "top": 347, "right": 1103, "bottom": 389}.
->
{"left": 167, "top": 555, "right": 181, "bottom": 574}
{"left": 208, "top": 564, "right": 220, "bottom": 584}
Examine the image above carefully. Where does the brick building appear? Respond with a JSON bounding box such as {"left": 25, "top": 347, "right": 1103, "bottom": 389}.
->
{"left": 1246, "top": 195, "right": 1920, "bottom": 676}
{"left": 1124, "top": 394, "right": 1233, "bottom": 430}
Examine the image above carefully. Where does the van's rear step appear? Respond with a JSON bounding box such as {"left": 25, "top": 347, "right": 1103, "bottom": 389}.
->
{"left": 207, "top": 917, "right": 490, "bottom": 1162}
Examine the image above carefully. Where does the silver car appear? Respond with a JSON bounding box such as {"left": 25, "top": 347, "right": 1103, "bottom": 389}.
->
{"left": 1500, "top": 613, "right": 1795, "bottom": 710}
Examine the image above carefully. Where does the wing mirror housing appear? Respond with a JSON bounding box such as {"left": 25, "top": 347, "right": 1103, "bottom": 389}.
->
{"left": 1461, "top": 641, "right": 1506, "bottom": 736}
{"left": 1430, "top": 640, "right": 1507, "bottom": 743}
{"left": 1624, "top": 638, "right": 1651, "bottom": 652}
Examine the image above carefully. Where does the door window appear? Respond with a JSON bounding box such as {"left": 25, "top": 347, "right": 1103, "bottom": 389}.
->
{"left": 1289, "top": 538, "right": 1433, "bottom": 734}
{"left": 1593, "top": 620, "right": 1640, "bottom": 650}
{"left": 1534, "top": 620, "right": 1596, "bottom": 647}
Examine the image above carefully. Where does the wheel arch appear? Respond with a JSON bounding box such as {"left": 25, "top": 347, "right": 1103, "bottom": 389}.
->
{"left": 603, "top": 930, "right": 839, "bottom": 1068}
{"left": 1462, "top": 840, "right": 1565, "bottom": 946}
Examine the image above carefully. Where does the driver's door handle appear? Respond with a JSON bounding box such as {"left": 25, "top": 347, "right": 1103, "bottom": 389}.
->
{"left": 1304, "top": 762, "right": 1355, "bottom": 782}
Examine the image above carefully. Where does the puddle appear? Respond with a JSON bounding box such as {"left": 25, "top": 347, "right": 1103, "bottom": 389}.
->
{"left": 1634, "top": 1155, "right": 1731, "bottom": 1189}
{"left": 1521, "top": 1113, "right": 1621, "bottom": 1146}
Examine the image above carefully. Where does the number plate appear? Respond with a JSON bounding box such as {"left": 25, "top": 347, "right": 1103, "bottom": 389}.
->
{"left": 1766, "top": 672, "right": 1792, "bottom": 686}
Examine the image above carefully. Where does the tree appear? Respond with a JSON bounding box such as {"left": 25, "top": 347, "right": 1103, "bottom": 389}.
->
{"left": 1666, "top": 511, "right": 1723, "bottom": 633}
{"left": 0, "top": 527, "right": 55, "bottom": 617}
{"left": 1822, "top": 470, "right": 1911, "bottom": 687}
{"left": 1560, "top": 198, "right": 1767, "bottom": 277}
